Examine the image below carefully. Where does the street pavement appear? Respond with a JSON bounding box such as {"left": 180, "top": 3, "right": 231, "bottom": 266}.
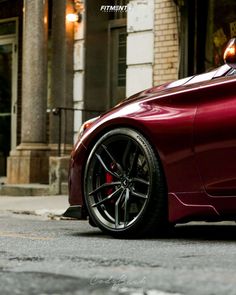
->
{"left": 1, "top": 195, "right": 236, "bottom": 294}
{"left": 1, "top": 212, "right": 236, "bottom": 295}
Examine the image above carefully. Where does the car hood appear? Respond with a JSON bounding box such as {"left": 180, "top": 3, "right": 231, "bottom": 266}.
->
{"left": 98, "top": 65, "right": 231, "bottom": 120}
{"left": 79, "top": 65, "right": 232, "bottom": 147}
{"left": 126, "top": 64, "right": 231, "bottom": 101}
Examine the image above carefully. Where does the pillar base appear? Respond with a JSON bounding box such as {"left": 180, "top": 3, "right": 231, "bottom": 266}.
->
{"left": 49, "top": 143, "right": 73, "bottom": 157}
{"left": 49, "top": 156, "right": 70, "bottom": 195}
{"left": 7, "top": 143, "right": 50, "bottom": 184}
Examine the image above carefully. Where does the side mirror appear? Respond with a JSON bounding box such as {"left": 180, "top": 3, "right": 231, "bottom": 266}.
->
{"left": 223, "top": 38, "right": 236, "bottom": 69}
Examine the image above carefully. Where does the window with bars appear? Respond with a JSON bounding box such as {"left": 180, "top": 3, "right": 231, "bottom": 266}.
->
{"left": 118, "top": 30, "right": 126, "bottom": 87}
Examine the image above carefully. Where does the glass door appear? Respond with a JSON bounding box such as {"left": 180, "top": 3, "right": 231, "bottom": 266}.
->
{"left": 0, "top": 39, "right": 16, "bottom": 176}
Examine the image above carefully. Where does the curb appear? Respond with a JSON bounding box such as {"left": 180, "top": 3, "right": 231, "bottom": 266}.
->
{"left": 5, "top": 209, "right": 74, "bottom": 220}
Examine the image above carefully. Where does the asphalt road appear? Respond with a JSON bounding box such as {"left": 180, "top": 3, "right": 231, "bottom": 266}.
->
{"left": 1, "top": 212, "right": 236, "bottom": 295}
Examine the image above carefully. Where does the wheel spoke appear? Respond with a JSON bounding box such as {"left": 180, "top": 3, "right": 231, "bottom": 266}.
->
{"left": 131, "top": 190, "right": 148, "bottom": 199}
{"left": 141, "top": 160, "right": 147, "bottom": 169}
{"left": 92, "top": 187, "right": 122, "bottom": 208}
{"left": 129, "top": 145, "right": 139, "bottom": 175}
{"left": 132, "top": 177, "right": 149, "bottom": 186}
{"left": 115, "top": 189, "right": 125, "bottom": 228}
{"left": 122, "top": 140, "right": 132, "bottom": 169}
{"left": 95, "top": 153, "right": 119, "bottom": 178}
{"left": 101, "top": 144, "right": 123, "bottom": 174}
{"left": 124, "top": 189, "right": 130, "bottom": 227}
{"left": 89, "top": 181, "right": 121, "bottom": 196}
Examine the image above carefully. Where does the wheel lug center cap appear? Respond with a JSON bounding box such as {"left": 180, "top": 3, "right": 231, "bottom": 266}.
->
{"left": 123, "top": 179, "right": 128, "bottom": 187}
{"left": 121, "top": 177, "right": 131, "bottom": 188}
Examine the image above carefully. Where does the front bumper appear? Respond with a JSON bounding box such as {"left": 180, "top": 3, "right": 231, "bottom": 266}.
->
{"left": 67, "top": 140, "right": 88, "bottom": 219}
{"left": 63, "top": 205, "right": 87, "bottom": 219}
{"left": 69, "top": 142, "right": 86, "bottom": 206}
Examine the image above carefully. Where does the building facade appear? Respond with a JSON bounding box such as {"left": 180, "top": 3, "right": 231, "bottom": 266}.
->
{"left": 0, "top": 0, "right": 235, "bottom": 184}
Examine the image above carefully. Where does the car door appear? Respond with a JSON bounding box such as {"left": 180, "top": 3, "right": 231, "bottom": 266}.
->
{"left": 194, "top": 76, "right": 236, "bottom": 196}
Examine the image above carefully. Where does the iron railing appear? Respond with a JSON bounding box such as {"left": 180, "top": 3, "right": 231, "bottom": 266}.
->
{"left": 49, "top": 107, "right": 100, "bottom": 156}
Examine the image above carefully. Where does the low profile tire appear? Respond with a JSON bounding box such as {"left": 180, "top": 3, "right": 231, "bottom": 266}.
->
{"left": 84, "top": 128, "right": 168, "bottom": 238}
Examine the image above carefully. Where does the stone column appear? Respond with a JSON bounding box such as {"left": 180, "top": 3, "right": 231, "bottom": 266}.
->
{"left": 49, "top": 0, "right": 74, "bottom": 156}
{"left": 48, "top": 0, "right": 74, "bottom": 193}
{"left": 7, "top": 0, "right": 50, "bottom": 184}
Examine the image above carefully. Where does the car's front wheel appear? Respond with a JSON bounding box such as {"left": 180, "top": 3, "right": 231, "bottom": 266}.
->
{"left": 84, "top": 128, "right": 168, "bottom": 238}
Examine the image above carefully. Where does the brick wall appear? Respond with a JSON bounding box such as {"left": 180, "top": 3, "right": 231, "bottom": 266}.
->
{"left": 153, "top": 0, "right": 179, "bottom": 85}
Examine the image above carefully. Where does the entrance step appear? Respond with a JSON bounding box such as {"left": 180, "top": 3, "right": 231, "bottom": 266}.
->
{"left": 0, "top": 175, "right": 68, "bottom": 196}
{"left": 0, "top": 183, "right": 50, "bottom": 196}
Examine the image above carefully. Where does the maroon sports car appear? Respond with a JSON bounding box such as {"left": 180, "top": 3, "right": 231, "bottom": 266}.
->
{"left": 64, "top": 38, "right": 236, "bottom": 238}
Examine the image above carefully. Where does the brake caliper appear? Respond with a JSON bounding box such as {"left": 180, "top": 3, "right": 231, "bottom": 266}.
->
{"left": 105, "top": 163, "right": 116, "bottom": 197}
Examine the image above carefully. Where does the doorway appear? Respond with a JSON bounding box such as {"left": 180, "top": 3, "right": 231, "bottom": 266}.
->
{"left": 0, "top": 37, "right": 17, "bottom": 176}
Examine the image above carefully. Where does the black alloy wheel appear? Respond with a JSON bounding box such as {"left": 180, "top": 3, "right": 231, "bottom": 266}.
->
{"left": 84, "top": 128, "right": 167, "bottom": 238}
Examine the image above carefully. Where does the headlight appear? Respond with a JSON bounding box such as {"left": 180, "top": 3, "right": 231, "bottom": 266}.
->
{"left": 78, "top": 116, "right": 99, "bottom": 139}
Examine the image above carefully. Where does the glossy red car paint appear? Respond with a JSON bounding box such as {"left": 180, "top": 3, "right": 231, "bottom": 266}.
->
{"left": 67, "top": 65, "right": 236, "bottom": 224}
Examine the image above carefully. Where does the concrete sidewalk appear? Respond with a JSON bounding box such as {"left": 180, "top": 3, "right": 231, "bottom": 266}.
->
{"left": 0, "top": 195, "right": 69, "bottom": 218}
